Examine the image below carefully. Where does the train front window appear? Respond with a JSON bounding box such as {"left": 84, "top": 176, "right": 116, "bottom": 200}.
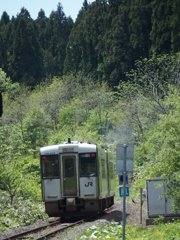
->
{"left": 80, "top": 153, "right": 97, "bottom": 177}
{"left": 65, "top": 158, "right": 74, "bottom": 177}
{"left": 41, "top": 155, "right": 59, "bottom": 178}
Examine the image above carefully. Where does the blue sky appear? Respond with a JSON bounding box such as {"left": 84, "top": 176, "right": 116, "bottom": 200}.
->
{"left": 1, "top": 0, "right": 94, "bottom": 21}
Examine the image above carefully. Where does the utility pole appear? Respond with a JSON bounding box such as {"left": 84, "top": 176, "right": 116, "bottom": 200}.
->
{"left": 116, "top": 144, "right": 134, "bottom": 240}
{"left": 122, "top": 144, "right": 127, "bottom": 240}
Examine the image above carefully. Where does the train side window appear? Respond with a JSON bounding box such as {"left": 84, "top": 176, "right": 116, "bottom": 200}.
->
{"left": 41, "top": 155, "right": 59, "bottom": 178}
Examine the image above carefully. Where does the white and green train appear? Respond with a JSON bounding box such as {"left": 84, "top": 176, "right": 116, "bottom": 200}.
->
{"left": 40, "top": 138, "right": 115, "bottom": 218}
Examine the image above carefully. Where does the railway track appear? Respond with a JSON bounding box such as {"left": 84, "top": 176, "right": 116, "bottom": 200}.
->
{"left": 2, "top": 217, "right": 86, "bottom": 240}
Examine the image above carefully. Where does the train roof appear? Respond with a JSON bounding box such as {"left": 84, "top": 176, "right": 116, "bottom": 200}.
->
{"left": 40, "top": 141, "right": 97, "bottom": 155}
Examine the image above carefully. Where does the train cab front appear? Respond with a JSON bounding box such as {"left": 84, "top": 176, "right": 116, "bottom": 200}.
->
{"left": 40, "top": 142, "right": 98, "bottom": 218}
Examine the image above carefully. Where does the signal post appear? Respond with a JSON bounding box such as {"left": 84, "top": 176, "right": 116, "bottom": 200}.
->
{"left": 116, "top": 144, "right": 134, "bottom": 240}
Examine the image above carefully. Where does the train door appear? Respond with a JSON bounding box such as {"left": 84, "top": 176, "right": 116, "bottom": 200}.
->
{"left": 61, "top": 154, "right": 78, "bottom": 197}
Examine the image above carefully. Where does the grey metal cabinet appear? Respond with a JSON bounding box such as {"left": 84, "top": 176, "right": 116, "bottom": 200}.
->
{"left": 146, "top": 179, "right": 180, "bottom": 218}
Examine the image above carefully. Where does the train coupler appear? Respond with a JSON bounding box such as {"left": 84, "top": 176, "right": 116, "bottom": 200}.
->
{"left": 66, "top": 198, "right": 76, "bottom": 211}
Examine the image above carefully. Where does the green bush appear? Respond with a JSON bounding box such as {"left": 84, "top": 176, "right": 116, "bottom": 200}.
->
{"left": 0, "top": 191, "right": 48, "bottom": 232}
{"left": 80, "top": 222, "right": 126, "bottom": 240}
{"left": 79, "top": 221, "right": 180, "bottom": 240}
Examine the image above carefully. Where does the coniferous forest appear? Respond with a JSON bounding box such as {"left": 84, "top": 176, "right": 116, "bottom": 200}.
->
{"left": 0, "top": 0, "right": 180, "bottom": 234}
{"left": 1, "top": 0, "right": 180, "bottom": 87}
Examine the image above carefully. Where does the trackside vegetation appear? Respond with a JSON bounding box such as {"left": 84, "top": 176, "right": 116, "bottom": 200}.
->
{"left": 79, "top": 221, "right": 180, "bottom": 240}
{"left": 0, "top": 52, "right": 180, "bottom": 236}
{"left": 0, "top": 191, "right": 48, "bottom": 232}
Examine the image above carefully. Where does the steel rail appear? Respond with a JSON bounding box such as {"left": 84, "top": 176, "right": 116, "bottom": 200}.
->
{"left": 2, "top": 213, "right": 99, "bottom": 240}
{"left": 2, "top": 219, "right": 61, "bottom": 240}
{"left": 35, "top": 219, "right": 85, "bottom": 240}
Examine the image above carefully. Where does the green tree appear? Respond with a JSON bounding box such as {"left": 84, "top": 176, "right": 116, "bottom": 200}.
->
{"left": 103, "top": 0, "right": 132, "bottom": 86}
{"left": 129, "top": 0, "right": 152, "bottom": 60}
{"left": 123, "top": 53, "right": 180, "bottom": 115}
{"left": 0, "top": 12, "right": 11, "bottom": 73}
{"left": 0, "top": 125, "right": 24, "bottom": 205}
{"left": 134, "top": 91, "right": 180, "bottom": 211}
{"left": 0, "top": 11, "right": 10, "bottom": 26}
{"left": 63, "top": 21, "right": 83, "bottom": 75}
{"left": 35, "top": 9, "right": 48, "bottom": 50}
{"left": 3, "top": 21, "right": 15, "bottom": 76}
{"left": 9, "top": 13, "right": 43, "bottom": 85}
{"left": 108, "top": 0, "right": 123, "bottom": 16}
{"left": 171, "top": 0, "right": 180, "bottom": 53}
{"left": 23, "top": 106, "right": 50, "bottom": 158}
{"left": 46, "top": 3, "right": 73, "bottom": 77}
{"left": 114, "top": 53, "right": 180, "bottom": 144}
{"left": 18, "top": 156, "right": 42, "bottom": 199}
{"left": 150, "top": 0, "right": 172, "bottom": 55}
{"left": 0, "top": 68, "right": 19, "bottom": 97}
{"left": 17, "top": 7, "right": 31, "bottom": 19}
{"left": 35, "top": 9, "right": 53, "bottom": 77}
{"left": 65, "top": 0, "right": 109, "bottom": 80}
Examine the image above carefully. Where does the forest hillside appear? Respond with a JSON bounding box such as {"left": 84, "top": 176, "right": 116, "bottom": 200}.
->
{"left": 1, "top": 0, "right": 180, "bottom": 87}
{"left": 0, "top": 0, "right": 180, "bottom": 232}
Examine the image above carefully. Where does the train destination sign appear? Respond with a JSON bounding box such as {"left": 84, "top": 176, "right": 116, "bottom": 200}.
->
{"left": 63, "top": 148, "right": 74, "bottom": 152}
